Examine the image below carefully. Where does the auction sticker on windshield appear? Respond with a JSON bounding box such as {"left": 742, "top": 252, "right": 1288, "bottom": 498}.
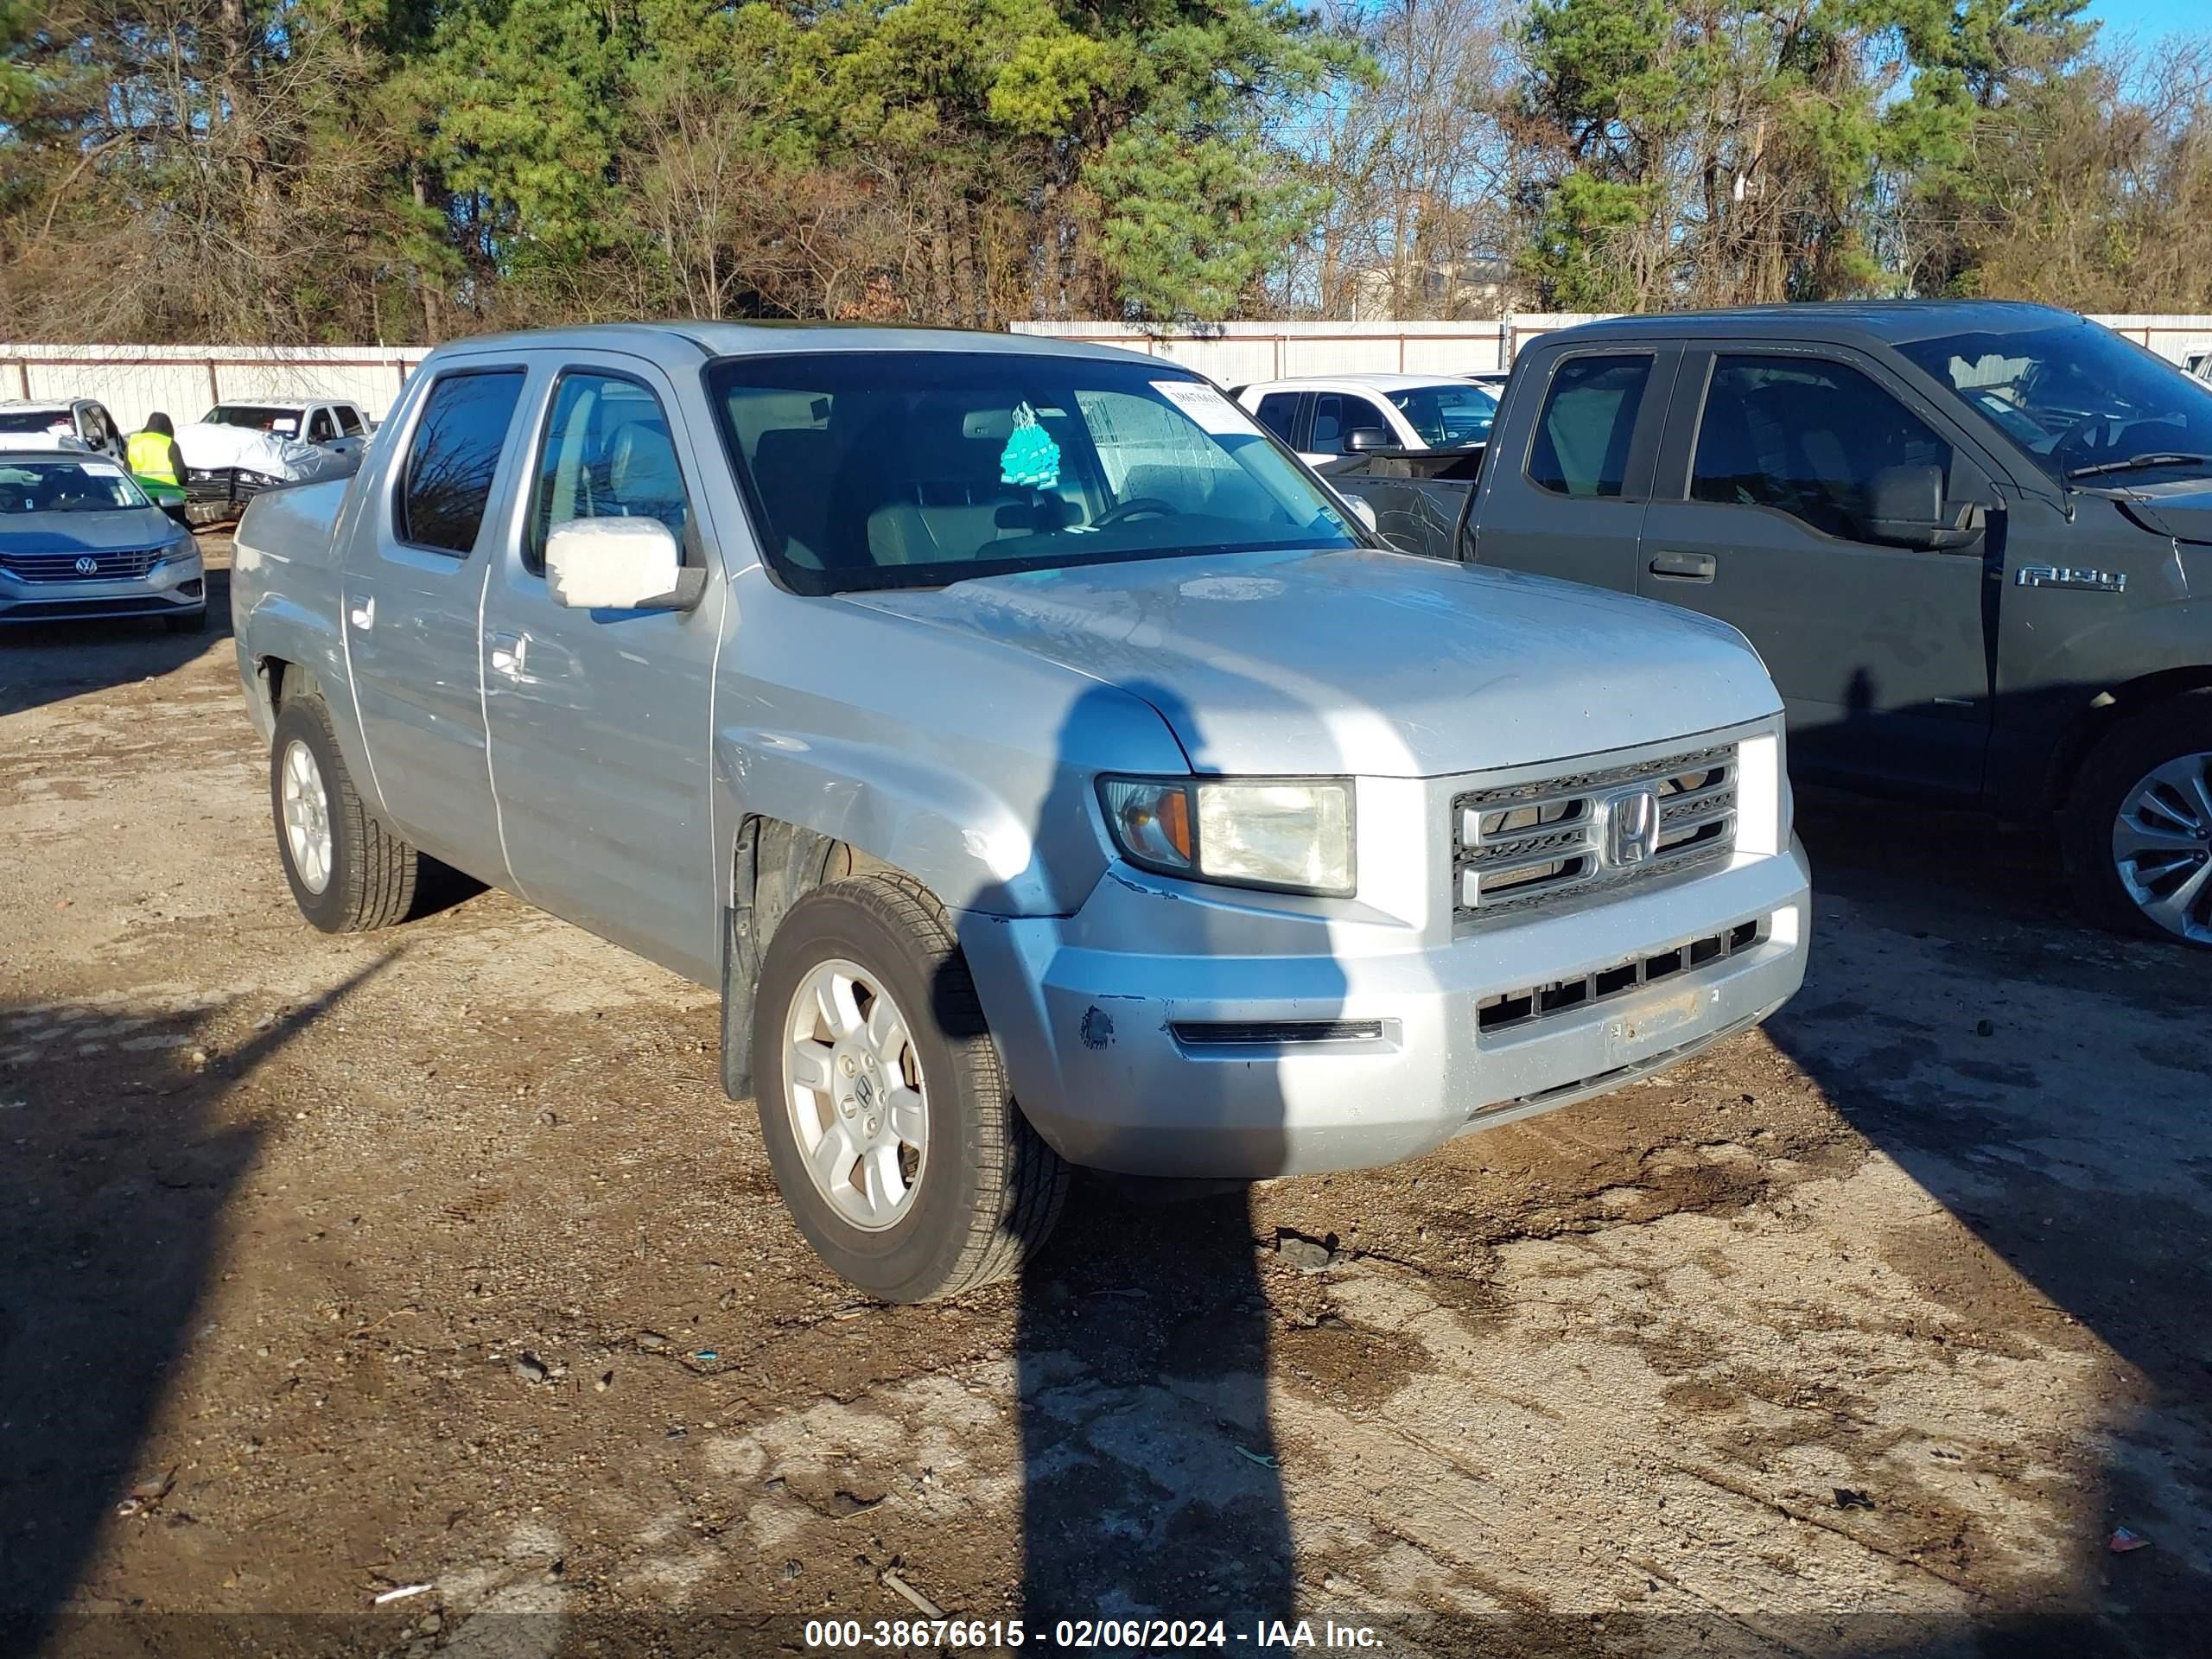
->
{"left": 1153, "top": 379, "right": 1261, "bottom": 436}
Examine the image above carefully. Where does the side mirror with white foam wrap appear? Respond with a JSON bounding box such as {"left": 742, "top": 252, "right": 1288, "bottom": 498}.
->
{"left": 544, "top": 518, "right": 705, "bottom": 611}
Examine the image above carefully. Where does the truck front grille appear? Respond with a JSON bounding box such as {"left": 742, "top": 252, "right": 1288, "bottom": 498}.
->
{"left": 1452, "top": 743, "right": 1738, "bottom": 923}
{"left": 0, "top": 547, "right": 163, "bottom": 582}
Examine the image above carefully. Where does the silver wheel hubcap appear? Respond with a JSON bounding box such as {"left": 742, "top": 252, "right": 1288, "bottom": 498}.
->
{"left": 784, "top": 958, "right": 929, "bottom": 1231}
{"left": 2113, "top": 750, "right": 2212, "bottom": 944}
{"left": 280, "top": 739, "right": 334, "bottom": 896}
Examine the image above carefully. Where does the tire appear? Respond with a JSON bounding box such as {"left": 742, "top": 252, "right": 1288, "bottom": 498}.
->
{"left": 750, "top": 874, "right": 1069, "bottom": 1301}
{"left": 163, "top": 607, "right": 207, "bottom": 635}
{"left": 2063, "top": 690, "right": 2212, "bottom": 949}
{"left": 269, "top": 695, "right": 422, "bottom": 933}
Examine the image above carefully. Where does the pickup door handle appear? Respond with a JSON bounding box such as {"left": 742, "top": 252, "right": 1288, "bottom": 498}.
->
{"left": 1648, "top": 550, "right": 1718, "bottom": 582}
{"left": 487, "top": 631, "right": 528, "bottom": 677}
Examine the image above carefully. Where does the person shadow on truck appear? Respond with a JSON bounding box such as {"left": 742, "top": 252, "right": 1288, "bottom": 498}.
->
{"left": 958, "top": 676, "right": 1353, "bottom": 1634}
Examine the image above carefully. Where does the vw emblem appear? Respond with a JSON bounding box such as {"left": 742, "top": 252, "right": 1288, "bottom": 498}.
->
{"left": 1604, "top": 786, "right": 1662, "bottom": 867}
{"left": 73, "top": 555, "right": 99, "bottom": 575}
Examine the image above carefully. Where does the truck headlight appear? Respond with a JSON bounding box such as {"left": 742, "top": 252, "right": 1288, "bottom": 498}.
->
{"left": 1098, "top": 777, "right": 1354, "bottom": 896}
{"left": 1734, "top": 730, "right": 1791, "bottom": 855}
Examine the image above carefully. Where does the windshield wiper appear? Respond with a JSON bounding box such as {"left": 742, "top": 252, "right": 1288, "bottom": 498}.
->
{"left": 2065, "top": 451, "right": 2212, "bottom": 480}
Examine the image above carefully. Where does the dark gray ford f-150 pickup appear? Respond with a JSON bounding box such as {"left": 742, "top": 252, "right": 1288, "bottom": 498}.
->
{"left": 1332, "top": 301, "right": 2212, "bottom": 949}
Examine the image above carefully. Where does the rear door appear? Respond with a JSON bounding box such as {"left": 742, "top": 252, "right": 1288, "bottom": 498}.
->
{"left": 1469, "top": 343, "right": 1677, "bottom": 593}
{"left": 340, "top": 362, "right": 531, "bottom": 880}
{"left": 1637, "top": 343, "right": 1998, "bottom": 796}
{"left": 477, "top": 352, "right": 729, "bottom": 983}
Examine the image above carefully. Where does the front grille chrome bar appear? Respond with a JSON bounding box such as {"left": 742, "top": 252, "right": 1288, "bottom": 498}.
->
{"left": 1453, "top": 743, "right": 1738, "bottom": 922}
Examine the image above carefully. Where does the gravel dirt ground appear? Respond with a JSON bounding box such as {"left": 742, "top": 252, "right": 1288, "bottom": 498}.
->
{"left": 2, "top": 537, "right": 2208, "bottom": 1659}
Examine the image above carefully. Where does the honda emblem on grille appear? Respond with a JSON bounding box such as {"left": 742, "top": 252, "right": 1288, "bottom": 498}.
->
{"left": 1604, "top": 786, "right": 1661, "bottom": 867}
{"left": 73, "top": 556, "right": 99, "bottom": 575}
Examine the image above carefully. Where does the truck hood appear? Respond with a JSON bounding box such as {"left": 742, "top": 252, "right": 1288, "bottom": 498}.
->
{"left": 2114, "top": 477, "right": 2212, "bottom": 547}
{"left": 844, "top": 548, "right": 1781, "bottom": 777}
{"left": 177, "top": 423, "right": 352, "bottom": 482}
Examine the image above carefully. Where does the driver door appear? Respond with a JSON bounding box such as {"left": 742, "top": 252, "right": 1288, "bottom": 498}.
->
{"left": 1304, "top": 391, "right": 1393, "bottom": 465}
{"left": 479, "top": 353, "right": 729, "bottom": 983}
{"left": 1638, "top": 345, "right": 1999, "bottom": 798}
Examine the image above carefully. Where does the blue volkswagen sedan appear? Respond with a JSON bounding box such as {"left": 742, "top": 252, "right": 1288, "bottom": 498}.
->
{"left": 0, "top": 452, "right": 206, "bottom": 632}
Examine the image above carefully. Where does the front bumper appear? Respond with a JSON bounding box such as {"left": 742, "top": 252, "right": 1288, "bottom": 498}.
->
{"left": 0, "top": 556, "right": 205, "bottom": 625}
{"left": 185, "top": 467, "right": 278, "bottom": 508}
{"left": 961, "top": 840, "right": 1811, "bottom": 1179}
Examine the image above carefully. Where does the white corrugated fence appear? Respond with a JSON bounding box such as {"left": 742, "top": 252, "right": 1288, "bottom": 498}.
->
{"left": 7, "top": 313, "right": 2212, "bottom": 430}
{"left": 0, "top": 343, "right": 429, "bottom": 433}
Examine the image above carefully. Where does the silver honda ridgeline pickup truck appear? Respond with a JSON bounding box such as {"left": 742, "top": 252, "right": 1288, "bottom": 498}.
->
{"left": 232, "top": 324, "right": 1810, "bottom": 1300}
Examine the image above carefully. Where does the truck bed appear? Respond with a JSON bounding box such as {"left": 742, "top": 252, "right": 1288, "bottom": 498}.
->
{"left": 1324, "top": 445, "right": 1480, "bottom": 563}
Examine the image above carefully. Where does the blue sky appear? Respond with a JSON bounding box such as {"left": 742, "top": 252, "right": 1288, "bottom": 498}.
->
{"left": 2086, "top": 0, "right": 2205, "bottom": 41}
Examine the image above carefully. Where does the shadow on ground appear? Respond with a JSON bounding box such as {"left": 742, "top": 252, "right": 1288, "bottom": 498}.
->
{"left": 1771, "top": 794, "right": 2212, "bottom": 1656}
{"left": 0, "top": 960, "right": 388, "bottom": 1653}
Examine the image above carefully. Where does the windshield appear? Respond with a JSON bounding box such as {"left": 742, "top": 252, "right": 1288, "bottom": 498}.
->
{"left": 204, "top": 404, "right": 301, "bottom": 436}
{"left": 0, "top": 410, "right": 73, "bottom": 436}
{"left": 1899, "top": 322, "right": 2212, "bottom": 483}
{"left": 707, "top": 352, "right": 1362, "bottom": 594}
{"left": 0, "top": 458, "right": 151, "bottom": 512}
{"left": 1385, "top": 383, "right": 1498, "bottom": 449}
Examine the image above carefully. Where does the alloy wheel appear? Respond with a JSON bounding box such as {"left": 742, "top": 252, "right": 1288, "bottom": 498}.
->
{"left": 784, "top": 958, "right": 930, "bottom": 1230}
{"left": 2112, "top": 750, "right": 2212, "bottom": 944}
{"left": 280, "top": 739, "right": 334, "bottom": 896}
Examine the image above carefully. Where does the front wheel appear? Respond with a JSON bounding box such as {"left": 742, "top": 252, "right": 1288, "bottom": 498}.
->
{"left": 750, "top": 874, "right": 1068, "bottom": 1300}
{"left": 2064, "top": 692, "right": 2212, "bottom": 948}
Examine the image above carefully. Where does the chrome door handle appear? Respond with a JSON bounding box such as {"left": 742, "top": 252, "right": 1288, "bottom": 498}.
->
{"left": 1648, "top": 550, "right": 1718, "bottom": 582}
{"left": 348, "top": 595, "right": 374, "bottom": 629}
{"left": 488, "top": 631, "right": 528, "bottom": 677}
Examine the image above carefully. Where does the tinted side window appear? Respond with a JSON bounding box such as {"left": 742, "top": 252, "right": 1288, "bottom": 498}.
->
{"left": 528, "top": 372, "right": 691, "bottom": 573}
{"left": 1693, "top": 356, "right": 1953, "bottom": 541}
{"left": 336, "top": 405, "right": 364, "bottom": 436}
{"left": 308, "top": 408, "right": 335, "bottom": 444}
{"left": 1310, "top": 394, "right": 1348, "bottom": 455}
{"left": 1342, "top": 396, "right": 1390, "bottom": 442}
{"left": 1255, "top": 393, "right": 1300, "bottom": 443}
{"left": 1312, "top": 393, "right": 1390, "bottom": 455}
{"left": 1529, "top": 355, "right": 1650, "bottom": 498}
{"left": 397, "top": 371, "right": 527, "bottom": 555}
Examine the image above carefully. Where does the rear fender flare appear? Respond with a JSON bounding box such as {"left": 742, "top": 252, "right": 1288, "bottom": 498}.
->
{"left": 241, "top": 598, "right": 372, "bottom": 783}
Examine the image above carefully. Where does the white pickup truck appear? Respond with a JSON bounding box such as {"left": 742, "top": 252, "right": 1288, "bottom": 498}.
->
{"left": 231, "top": 322, "right": 1811, "bottom": 1300}
{"left": 181, "top": 398, "right": 373, "bottom": 509}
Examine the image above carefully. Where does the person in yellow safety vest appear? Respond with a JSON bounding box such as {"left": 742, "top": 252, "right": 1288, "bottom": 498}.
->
{"left": 125, "top": 411, "right": 187, "bottom": 488}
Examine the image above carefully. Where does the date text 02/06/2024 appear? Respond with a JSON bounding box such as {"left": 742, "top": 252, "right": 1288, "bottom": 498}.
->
{"left": 802, "top": 1618, "right": 1386, "bottom": 1649}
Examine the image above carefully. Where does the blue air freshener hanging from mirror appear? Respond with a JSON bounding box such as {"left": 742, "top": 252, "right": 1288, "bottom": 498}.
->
{"left": 1000, "top": 402, "right": 1060, "bottom": 489}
